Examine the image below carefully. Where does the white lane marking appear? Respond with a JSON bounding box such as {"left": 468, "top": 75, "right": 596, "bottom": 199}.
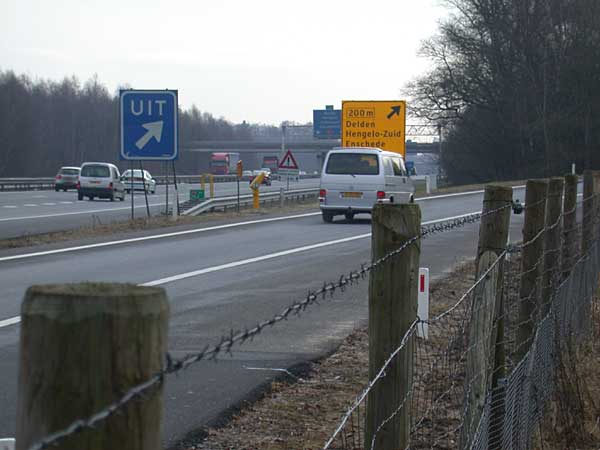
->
{"left": 59, "top": 201, "right": 73, "bottom": 204}
{"left": 0, "top": 316, "right": 21, "bottom": 328}
{"left": 41, "top": 203, "right": 56, "bottom": 206}
{"left": 3, "top": 206, "right": 17, "bottom": 208}
{"left": 142, "top": 233, "right": 372, "bottom": 286}
{"left": 0, "top": 212, "right": 322, "bottom": 263}
{"left": 417, "top": 185, "right": 526, "bottom": 201}
{"left": 0, "top": 211, "right": 483, "bottom": 329}
{"left": 23, "top": 204, "right": 37, "bottom": 207}
{"left": 32, "top": 195, "right": 47, "bottom": 199}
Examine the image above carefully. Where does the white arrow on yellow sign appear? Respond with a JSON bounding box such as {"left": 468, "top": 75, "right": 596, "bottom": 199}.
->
{"left": 342, "top": 100, "right": 406, "bottom": 157}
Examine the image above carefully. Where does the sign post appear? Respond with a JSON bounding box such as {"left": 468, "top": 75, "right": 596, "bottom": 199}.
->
{"left": 120, "top": 89, "right": 179, "bottom": 219}
{"left": 342, "top": 100, "right": 406, "bottom": 157}
{"left": 236, "top": 160, "right": 243, "bottom": 212}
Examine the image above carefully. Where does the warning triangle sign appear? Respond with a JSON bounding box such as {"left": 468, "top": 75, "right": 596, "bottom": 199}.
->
{"left": 278, "top": 149, "right": 299, "bottom": 170}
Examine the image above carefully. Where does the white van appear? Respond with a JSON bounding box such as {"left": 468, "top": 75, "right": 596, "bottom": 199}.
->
{"left": 77, "top": 162, "right": 126, "bottom": 201}
{"left": 319, "top": 148, "right": 414, "bottom": 222}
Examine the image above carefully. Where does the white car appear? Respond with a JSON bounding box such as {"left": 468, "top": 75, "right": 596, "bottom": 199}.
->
{"left": 78, "top": 162, "right": 126, "bottom": 202}
{"left": 319, "top": 147, "right": 414, "bottom": 222}
{"left": 121, "top": 169, "right": 156, "bottom": 194}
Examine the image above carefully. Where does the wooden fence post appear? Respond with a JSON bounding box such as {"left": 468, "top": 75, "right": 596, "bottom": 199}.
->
{"left": 365, "top": 203, "right": 421, "bottom": 450}
{"left": 16, "top": 283, "right": 169, "bottom": 450}
{"left": 461, "top": 185, "right": 512, "bottom": 450}
{"left": 582, "top": 170, "right": 594, "bottom": 256}
{"left": 540, "top": 178, "right": 564, "bottom": 317}
{"left": 516, "top": 179, "right": 548, "bottom": 363}
{"left": 593, "top": 172, "right": 600, "bottom": 243}
{"left": 561, "top": 174, "right": 579, "bottom": 279}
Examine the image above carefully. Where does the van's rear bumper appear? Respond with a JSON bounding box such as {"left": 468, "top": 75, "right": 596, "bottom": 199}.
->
{"left": 320, "top": 205, "right": 373, "bottom": 214}
{"left": 79, "top": 187, "right": 114, "bottom": 198}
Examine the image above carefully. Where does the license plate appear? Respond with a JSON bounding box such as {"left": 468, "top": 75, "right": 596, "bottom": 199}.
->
{"left": 341, "top": 192, "right": 362, "bottom": 198}
{"left": 90, "top": 180, "right": 101, "bottom": 184}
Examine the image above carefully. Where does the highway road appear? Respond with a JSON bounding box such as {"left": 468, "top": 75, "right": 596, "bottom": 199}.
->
{"left": 0, "top": 186, "right": 529, "bottom": 447}
{"left": 0, "top": 178, "right": 320, "bottom": 239}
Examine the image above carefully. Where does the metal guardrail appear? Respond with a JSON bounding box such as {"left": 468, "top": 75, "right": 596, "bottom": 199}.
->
{"left": 182, "top": 188, "right": 320, "bottom": 216}
{"left": 0, "top": 175, "right": 320, "bottom": 191}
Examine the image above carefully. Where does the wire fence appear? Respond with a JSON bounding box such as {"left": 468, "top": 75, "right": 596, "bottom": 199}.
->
{"left": 20, "top": 181, "right": 600, "bottom": 450}
{"left": 323, "top": 191, "right": 599, "bottom": 450}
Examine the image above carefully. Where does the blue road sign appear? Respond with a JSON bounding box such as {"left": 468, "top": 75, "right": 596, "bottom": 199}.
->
{"left": 313, "top": 108, "right": 341, "bottom": 139}
{"left": 120, "top": 90, "right": 178, "bottom": 160}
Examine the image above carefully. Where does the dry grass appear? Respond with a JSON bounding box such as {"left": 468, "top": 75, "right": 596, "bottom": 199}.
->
{"left": 533, "top": 298, "right": 600, "bottom": 450}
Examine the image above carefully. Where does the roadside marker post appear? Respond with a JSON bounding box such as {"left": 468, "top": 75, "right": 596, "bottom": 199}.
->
{"left": 417, "top": 268, "right": 429, "bottom": 339}
{"left": 249, "top": 172, "right": 266, "bottom": 209}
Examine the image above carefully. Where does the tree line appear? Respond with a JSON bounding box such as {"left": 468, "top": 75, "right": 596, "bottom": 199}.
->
{"left": 0, "top": 70, "right": 263, "bottom": 176}
{"left": 406, "top": 0, "right": 600, "bottom": 184}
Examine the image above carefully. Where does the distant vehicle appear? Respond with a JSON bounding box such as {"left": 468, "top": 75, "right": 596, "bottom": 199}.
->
{"left": 249, "top": 170, "right": 272, "bottom": 186}
{"left": 121, "top": 169, "right": 156, "bottom": 194}
{"left": 262, "top": 156, "right": 279, "bottom": 174}
{"left": 242, "top": 170, "right": 253, "bottom": 177}
{"left": 54, "top": 166, "right": 80, "bottom": 191}
{"left": 77, "top": 162, "right": 126, "bottom": 202}
{"left": 259, "top": 167, "right": 272, "bottom": 176}
{"left": 209, "top": 152, "right": 240, "bottom": 175}
{"left": 319, "top": 147, "right": 414, "bottom": 223}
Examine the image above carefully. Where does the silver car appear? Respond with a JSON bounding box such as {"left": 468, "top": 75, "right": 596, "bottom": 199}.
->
{"left": 121, "top": 169, "right": 157, "bottom": 194}
{"left": 54, "top": 166, "right": 80, "bottom": 191}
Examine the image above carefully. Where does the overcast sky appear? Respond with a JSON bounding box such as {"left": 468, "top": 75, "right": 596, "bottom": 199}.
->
{"left": 1, "top": 0, "right": 448, "bottom": 125}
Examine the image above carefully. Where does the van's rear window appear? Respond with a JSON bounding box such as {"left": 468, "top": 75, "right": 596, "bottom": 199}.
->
{"left": 81, "top": 165, "right": 110, "bottom": 177}
{"left": 326, "top": 153, "right": 379, "bottom": 175}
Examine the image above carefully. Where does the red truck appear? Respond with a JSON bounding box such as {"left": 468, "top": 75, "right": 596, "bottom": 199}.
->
{"left": 209, "top": 152, "right": 240, "bottom": 175}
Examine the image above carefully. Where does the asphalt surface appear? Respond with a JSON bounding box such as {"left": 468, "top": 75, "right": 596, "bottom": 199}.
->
{"left": 0, "top": 178, "right": 320, "bottom": 239}
{"left": 0, "top": 186, "right": 529, "bottom": 447}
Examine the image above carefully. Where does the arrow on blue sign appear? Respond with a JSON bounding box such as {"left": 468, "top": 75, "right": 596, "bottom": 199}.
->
{"left": 136, "top": 121, "right": 164, "bottom": 149}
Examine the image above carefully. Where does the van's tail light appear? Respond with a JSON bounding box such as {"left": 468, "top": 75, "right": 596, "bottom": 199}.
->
{"left": 109, "top": 182, "right": 114, "bottom": 189}
{"left": 76, "top": 181, "right": 80, "bottom": 189}
{"left": 56, "top": 175, "right": 62, "bottom": 180}
{"left": 377, "top": 191, "right": 386, "bottom": 199}
{"left": 319, "top": 189, "right": 327, "bottom": 203}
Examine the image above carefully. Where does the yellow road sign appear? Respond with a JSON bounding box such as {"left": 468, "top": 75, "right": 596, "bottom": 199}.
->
{"left": 342, "top": 100, "right": 406, "bottom": 157}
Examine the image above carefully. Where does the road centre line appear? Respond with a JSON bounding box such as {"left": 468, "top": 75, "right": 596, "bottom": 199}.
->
{"left": 0, "top": 211, "right": 482, "bottom": 329}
